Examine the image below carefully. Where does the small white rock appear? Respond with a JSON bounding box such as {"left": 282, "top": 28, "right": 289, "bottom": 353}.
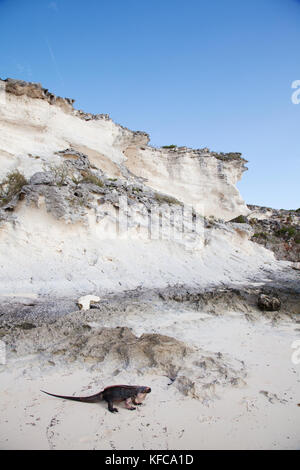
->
{"left": 86, "top": 322, "right": 101, "bottom": 329}
{"left": 77, "top": 295, "right": 100, "bottom": 310}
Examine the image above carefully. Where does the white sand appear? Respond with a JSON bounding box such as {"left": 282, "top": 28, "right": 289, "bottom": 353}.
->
{"left": 1, "top": 311, "right": 299, "bottom": 450}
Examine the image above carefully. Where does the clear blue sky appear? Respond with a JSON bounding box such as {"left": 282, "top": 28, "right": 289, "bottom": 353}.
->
{"left": 0, "top": 0, "right": 299, "bottom": 209}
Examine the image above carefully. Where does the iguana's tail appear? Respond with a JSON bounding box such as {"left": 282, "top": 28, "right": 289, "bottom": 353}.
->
{"left": 41, "top": 390, "right": 103, "bottom": 402}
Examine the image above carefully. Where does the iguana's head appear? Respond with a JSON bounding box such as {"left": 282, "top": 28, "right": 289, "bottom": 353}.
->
{"left": 140, "top": 386, "right": 151, "bottom": 394}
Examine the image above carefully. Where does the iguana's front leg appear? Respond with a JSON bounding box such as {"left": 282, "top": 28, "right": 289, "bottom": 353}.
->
{"left": 125, "top": 398, "right": 136, "bottom": 410}
{"left": 132, "top": 398, "right": 142, "bottom": 405}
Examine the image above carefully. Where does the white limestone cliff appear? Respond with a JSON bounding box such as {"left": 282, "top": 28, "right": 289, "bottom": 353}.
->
{"left": 0, "top": 78, "right": 248, "bottom": 219}
{"left": 0, "top": 79, "right": 286, "bottom": 299}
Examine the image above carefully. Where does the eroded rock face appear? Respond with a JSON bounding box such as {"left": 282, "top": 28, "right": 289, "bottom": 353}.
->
{"left": 124, "top": 145, "right": 249, "bottom": 219}
{"left": 0, "top": 77, "right": 248, "bottom": 220}
{"left": 248, "top": 205, "right": 300, "bottom": 262}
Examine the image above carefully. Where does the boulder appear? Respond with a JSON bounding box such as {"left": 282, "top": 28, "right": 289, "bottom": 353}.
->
{"left": 257, "top": 294, "right": 281, "bottom": 312}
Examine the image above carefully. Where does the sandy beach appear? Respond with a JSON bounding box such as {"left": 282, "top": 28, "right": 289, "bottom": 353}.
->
{"left": 1, "top": 301, "right": 299, "bottom": 450}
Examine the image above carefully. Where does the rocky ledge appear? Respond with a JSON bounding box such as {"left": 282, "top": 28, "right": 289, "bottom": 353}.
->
{"left": 247, "top": 205, "right": 300, "bottom": 262}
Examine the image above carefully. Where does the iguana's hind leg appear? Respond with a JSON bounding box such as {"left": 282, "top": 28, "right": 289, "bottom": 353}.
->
{"left": 107, "top": 400, "right": 118, "bottom": 413}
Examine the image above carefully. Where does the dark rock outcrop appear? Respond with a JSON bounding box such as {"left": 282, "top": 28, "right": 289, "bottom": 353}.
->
{"left": 257, "top": 294, "right": 281, "bottom": 312}
{"left": 248, "top": 205, "right": 300, "bottom": 262}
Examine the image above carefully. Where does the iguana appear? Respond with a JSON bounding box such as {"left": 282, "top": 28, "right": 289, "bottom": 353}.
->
{"left": 41, "top": 384, "right": 151, "bottom": 413}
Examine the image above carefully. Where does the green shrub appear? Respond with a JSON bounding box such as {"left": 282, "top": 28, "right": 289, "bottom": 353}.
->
{"left": 230, "top": 215, "right": 248, "bottom": 224}
{"left": 0, "top": 170, "right": 27, "bottom": 206}
{"left": 49, "top": 163, "right": 70, "bottom": 186}
{"left": 276, "top": 227, "right": 288, "bottom": 236}
{"left": 287, "top": 227, "right": 296, "bottom": 237}
{"left": 154, "top": 192, "right": 182, "bottom": 205}
{"left": 80, "top": 172, "right": 104, "bottom": 187}
{"left": 161, "top": 145, "right": 177, "bottom": 149}
{"left": 275, "top": 225, "right": 297, "bottom": 239}
{"left": 253, "top": 232, "right": 267, "bottom": 240}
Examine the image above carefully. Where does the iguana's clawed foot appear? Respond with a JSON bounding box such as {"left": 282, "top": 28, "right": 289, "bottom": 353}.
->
{"left": 132, "top": 399, "right": 142, "bottom": 406}
{"left": 108, "top": 407, "right": 118, "bottom": 413}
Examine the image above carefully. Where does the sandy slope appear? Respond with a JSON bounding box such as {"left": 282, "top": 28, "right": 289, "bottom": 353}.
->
{"left": 0, "top": 308, "right": 299, "bottom": 450}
